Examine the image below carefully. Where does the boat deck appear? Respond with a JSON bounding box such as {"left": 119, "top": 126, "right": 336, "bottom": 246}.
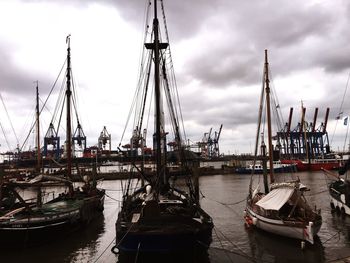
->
{"left": 36, "top": 199, "right": 83, "bottom": 214}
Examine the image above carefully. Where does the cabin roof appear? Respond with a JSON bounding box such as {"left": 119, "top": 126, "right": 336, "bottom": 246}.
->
{"left": 256, "top": 188, "right": 294, "bottom": 211}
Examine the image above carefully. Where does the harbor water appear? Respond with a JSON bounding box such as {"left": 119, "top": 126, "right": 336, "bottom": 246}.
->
{"left": 0, "top": 171, "right": 349, "bottom": 262}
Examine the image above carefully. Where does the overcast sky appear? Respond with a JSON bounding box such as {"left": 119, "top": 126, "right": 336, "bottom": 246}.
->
{"left": 0, "top": 0, "right": 350, "bottom": 155}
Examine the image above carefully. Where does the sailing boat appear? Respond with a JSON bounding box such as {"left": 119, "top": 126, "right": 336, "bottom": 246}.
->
{"left": 244, "top": 50, "right": 322, "bottom": 245}
{"left": 114, "top": 0, "right": 213, "bottom": 253}
{"left": 324, "top": 165, "right": 350, "bottom": 217}
{"left": 0, "top": 36, "right": 105, "bottom": 247}
{"left": 323, "top": 72, "right": 350, "bottom": 217}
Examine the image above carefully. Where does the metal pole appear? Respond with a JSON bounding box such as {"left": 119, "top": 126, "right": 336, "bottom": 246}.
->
{"left": 66, "top": 35, "right": 72, "bottom": 179}
{"left": 264, "top": 50, "right": 274, "bottom": 183}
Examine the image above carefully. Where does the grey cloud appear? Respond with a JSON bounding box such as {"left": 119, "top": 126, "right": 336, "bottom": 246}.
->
{"left": 180, "top": 0, "right": 345, "bottom": 88}
{"left": 0, "top": 43, "right": 53, "bottom": 97}
{"left": 179, "top": 89, "right": 260, "bottom": 129}
{"left": 0, "top": 46, "right": 33, "bottom": 95}
{"left": 8, "top": 0, "right": 350, "bottom": 153}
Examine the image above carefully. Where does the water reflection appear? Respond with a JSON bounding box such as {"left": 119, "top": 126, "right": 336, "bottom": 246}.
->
{"left": 61, "top": 214, "right": 106, "bottom": 262}
{"left": 328, "top": 213, "right": 350, "bottom": 242}
{"left": 0, "top": 214, "right": 105, "bottom": 263}
{"left": 117, "top": 249, "right": 210, "bottom": 263}
{"left": 1, "top": 174, "right": 350, "bottom": 262}
{"left": 246, "top": 227, "right": 325, "bottom": 263}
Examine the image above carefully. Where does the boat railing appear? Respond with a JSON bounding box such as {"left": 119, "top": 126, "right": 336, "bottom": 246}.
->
{"left": 310, "top": 158, "right": 340, "bottom": 164}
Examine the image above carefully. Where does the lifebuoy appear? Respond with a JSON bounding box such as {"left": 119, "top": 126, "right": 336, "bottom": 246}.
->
{"left": 244, "top": 215, "right": 253, "bottom": 227}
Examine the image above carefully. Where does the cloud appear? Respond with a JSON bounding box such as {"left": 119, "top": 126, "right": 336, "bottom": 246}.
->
{"left": 0, "top": 43, "right": 46, "bottom": 96}
{"left": 1, "top": 0, "right": 350, "bottom": 154}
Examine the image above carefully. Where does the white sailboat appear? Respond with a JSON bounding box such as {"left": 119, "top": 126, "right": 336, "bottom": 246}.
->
{"left": 244, "top": 50, "right": 322, "bottom": 245}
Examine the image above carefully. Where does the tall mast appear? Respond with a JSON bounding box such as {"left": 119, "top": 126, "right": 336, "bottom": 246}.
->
{"left": 35, "top": 81, "right": 41, "bottom": 172}
{"left": 264, "top": 49, "right": 275, "bottom": 183}
{"left": 66, "top": 35, "right": 72, "bottom": 178}
{"left": 144, "top": 0, "right": 168, "bottom": 189}
{"left": 153, "top": 0, "right": 162, "bottom": 185}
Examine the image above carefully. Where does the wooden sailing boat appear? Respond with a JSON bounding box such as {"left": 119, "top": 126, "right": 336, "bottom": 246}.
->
{"left": 0, "top": 36, "right": 105, "bottom": 247}
{"left": 323, "top": 71, "right": 350, "bottom": 217}
{"left": 244, "top": 50, "right": 322, "bottom": 245}
{"left": 114, "top": 0, "right": 213, "bottom": 253}
{"left": 325, "top": 165, "right": 350, "bottom": 217}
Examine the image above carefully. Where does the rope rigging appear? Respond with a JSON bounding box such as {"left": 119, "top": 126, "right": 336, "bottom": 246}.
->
{"left": 119, "top": 0, "right": 186, "bottom": 151}
{"left": 331, "top": 70, "right": 350, "bottom": 146}
{"left": 20, "top": 59, "right": 67, "bottom": 151}
{"left": 0, "top": 91, "right": 19, "bottom": 148}
{"left": 0, "top": 119, "right": 11, "bottom": 151}
{"left": 249, "top": 54, "right": 298, "bottom": 193}
{"left": 19, "top": 37, "right": 85, "bottom": 156}
{"left": 45, "top": 40, "right": 84, "bottom": 147}
{"left": 160, "top": 0, "right": 187, "bottom": 142}
{"left": 118, "top": 0, "right": 153, "bottom": 147}
{"left": 117, "top": 0, "right": 199, "bottom": 204}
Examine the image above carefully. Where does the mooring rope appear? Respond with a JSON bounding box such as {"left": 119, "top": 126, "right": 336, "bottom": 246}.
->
{"left": 203, "top": 195, "right": 245, "bottom": 218}
{"left": 217, "top": 226, "right": 258, "bottom": 262}
{"left": 321, "top": 229, "right": 341, "bottom": 245}
{"left": 111, "top": 223, "right": 135, "bottom": 254}
{"left": 93, "top": 236, "right": 116, "bottom": 263}
{"left": 212, "top": 227, "right": 235, "bottom": 263}
{"left": 104, "top": 192, "right": 122, "bottom": 203}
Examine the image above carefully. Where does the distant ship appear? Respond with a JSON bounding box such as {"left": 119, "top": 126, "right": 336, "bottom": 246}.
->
{"left": 235, "top": 160, "right": 297, "bottom": 174}
{"left": 281, "top": 158, "right": 341, "bottom": 171}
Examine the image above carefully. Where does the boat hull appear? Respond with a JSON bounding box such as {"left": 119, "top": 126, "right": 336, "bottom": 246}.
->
{"left": 115, "top": 214, "right": 213, "bottom": 253}
{"left": 0, "top": 194, "right": 105, "bottom": 247}
{"left": 245, "top": 206, "right": 321, "bottom": 244}
{"left": 116, "top": 228, "right": 212, "bottom": 253}
{"left": 0, "top": 218, "right": 81, "bottom": 246}
{"left": 329, "top": 181, "right": 350, "bottom": 216}
{"left": 235, "top": 165, "right": 297, "bottom": 174}
{"left": 330, "top": 195, "right": 350, "bottom": 216}
{"left": 281, "top": 159, "right": 340, "bottom": 171}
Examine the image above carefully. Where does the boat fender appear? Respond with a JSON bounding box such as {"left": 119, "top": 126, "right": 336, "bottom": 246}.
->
{"left": 341, "top": 194, "right": 346, "bottom": 204}
{"left": 330, "top": 201, "right": 335, "bottom": 211}
{"left": 111, "top": 245, "right": 119, "bottom": 254}
{"left": 341, "top": 207, "right": 346, "bottom": 218}
{"left": 304, "top": 222, "right": 314, "bottom": 244}
{"left": 244, "top": 215, "right": 253, "bottom": 227}
{"left": 252, "top": 217, "right": 257, "bottom": 225}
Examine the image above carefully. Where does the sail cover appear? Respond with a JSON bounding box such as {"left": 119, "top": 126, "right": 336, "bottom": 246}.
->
{"left": 256, "top": 188, "right": 294, "bottom": 211}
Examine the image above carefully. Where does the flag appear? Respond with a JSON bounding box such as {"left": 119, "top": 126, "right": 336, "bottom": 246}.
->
{"left": 344, "top": 116, "right": 348, "bottom": 126}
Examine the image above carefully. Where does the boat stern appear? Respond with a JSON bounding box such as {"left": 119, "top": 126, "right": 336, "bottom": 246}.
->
{"left": 303, "top": 222, "right": 314, "bottom": 244}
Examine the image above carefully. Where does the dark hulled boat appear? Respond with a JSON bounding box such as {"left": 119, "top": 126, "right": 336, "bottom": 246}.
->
{"left": 0, "top": 36, "right": 105, "bottom": 246}
{"left": 0, "top": 176, "right": 104, "bottom": 246}
{"left": 114, "top": 0, "right": 213, "bottom": 253}
{"left": 325, "top": 160, "right": 350, "bottom": 217}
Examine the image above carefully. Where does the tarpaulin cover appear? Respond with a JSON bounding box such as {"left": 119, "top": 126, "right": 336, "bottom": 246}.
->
{"left": 256, "top": 188, "right": 294, "bottom": 211}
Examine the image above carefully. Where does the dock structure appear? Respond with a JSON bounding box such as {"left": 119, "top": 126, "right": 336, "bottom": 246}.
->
{"left": 98, "top": 126, "right": 111, "bottom": 152}
{"left": 199, "top": 125, "right": 223, "bottom": 158}
{"left": 43, "top": 123, "right": 60, "bottom": 159}
{"left": 72, "top": 122, "right": 87, "bottom": 156}
{"left": 275, "top": 107, "right": 331, "bottom": 159}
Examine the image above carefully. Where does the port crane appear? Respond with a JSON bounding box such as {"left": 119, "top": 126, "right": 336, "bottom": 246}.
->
{"left": 199, "top": 124, "right": 223, "bottom": 158}
{"left": 98, "top": 126, "right": 111, "bottom": 151}
{"left": 275, "top": 107, "right": 330, "bottom": 159}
